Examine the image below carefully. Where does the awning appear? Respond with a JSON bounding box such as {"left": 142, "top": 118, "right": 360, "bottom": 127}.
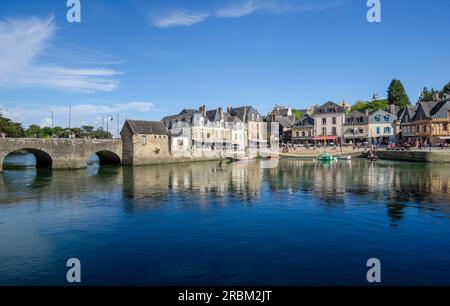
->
{"left": 439, "top": 136, "right": 450, "bottom": 140}
{"left": 313, "top": 136, "right": 337, "bottom": 141}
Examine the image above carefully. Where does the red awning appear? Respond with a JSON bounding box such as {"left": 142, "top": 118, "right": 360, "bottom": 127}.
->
{"left": 313, "top": 136, "right": 337, "bottom": 141}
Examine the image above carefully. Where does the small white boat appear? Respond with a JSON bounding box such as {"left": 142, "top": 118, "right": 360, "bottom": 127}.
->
{"left": 226, "top": 152, "right": 255, "bottom": 162}
{"left": 260, "top": 151, "right": 280, "bottom": 159}
{"left": 338, "top": 155, "right": 352, "bottom": 160}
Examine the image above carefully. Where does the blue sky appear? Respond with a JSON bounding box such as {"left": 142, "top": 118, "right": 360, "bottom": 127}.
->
{"left": 1, "top": 0, "right": 449, "bottom": 133}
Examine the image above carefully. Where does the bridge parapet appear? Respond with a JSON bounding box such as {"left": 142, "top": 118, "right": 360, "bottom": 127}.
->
{"left": 0, "top": 138, "right": 122, "bottom": 171}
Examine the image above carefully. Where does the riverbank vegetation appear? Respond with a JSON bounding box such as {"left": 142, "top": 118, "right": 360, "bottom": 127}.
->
{"left": 0, "top": 114, "right": 112, "bottom": 139}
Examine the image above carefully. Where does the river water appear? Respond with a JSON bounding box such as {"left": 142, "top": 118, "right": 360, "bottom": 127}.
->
{"left": 0, "top": 153, "right": 449, "bottom": 285}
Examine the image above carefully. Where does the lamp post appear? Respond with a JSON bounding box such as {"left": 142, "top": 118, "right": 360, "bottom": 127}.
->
{"left": 104, "top": 115, "right": 113, "bottom": 139}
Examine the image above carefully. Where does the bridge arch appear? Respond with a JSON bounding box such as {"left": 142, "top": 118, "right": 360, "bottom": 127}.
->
{"left": 2, "top": 148, "right": 53, "bottom": 170}
{"left": 91, "top": 150, "right": 121, "bottom": 165}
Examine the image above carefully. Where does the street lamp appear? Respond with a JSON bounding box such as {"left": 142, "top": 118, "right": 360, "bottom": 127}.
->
{"left": 104, "top": 115, "right": 113, "bottom": 139}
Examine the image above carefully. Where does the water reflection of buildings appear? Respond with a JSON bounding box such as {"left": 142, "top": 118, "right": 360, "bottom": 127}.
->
{"left": 270, "top": 159, "right": 450, "bottom": 224}
{"left": 1, "top": 158, "right": 450, "bottom": 224}
{"left": 122, "top": 161, "right": 264, "bottom": 211}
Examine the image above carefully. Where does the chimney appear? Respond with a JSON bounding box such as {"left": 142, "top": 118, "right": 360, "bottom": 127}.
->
{"left": 218, "top": 107, "right": 224, "bottom": 120}
{"left": 199, "top": 105, "right": 206, "bottom": 116}
{"left": 243, "top": 107, "right": 247, "bottom": 122}
{"left": 433, "top": 92, "right": 440, "bottom": 102}
{"left": 227, "top": 106, "right": 232, "bottom": 114}
{"left": 389, "top": 104, "right": 396, "bottom": 115}
{"left": 365, "top": 109, "right": 369, "bottom": 116}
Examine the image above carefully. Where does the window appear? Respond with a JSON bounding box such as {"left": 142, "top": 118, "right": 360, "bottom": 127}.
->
{"left": 444, "top": 124, "right": 448, "bottom": 132}
{"left": 296, "top": 132, "right": 300, "bottom": 137}
{"left": 302, "top": 131, "right": 305, "bottom": 137}
{"left": 177, "top": 139, "right": 184, "bottom": 146}
{"left": 141, "top": 135, "right": 147, "bottom": 145}
{"left": 376, "top": 127, "right": 381, "bottom": 134}
{"left": 375, "top": 115, "right": 381, "bottom": 123}
{"left": 322, "top": 118, "right": 327, "bottom": 125}
{"left": 332, "top": 117, "right": 336, "bottom": 125}
{"left": 332, "top": 127, "right": 337, "bottom": 135}
{"left": 384, "top": 115, "right": 391, "bottom": 122}
{"left": 322, "top": 127, "right": 326, "bottom": 136}
{"left": 359, "top": 129, "right": 364, "bottom": 134}
{"left": 384, "top": 127, "right": 391, "bottom": 134}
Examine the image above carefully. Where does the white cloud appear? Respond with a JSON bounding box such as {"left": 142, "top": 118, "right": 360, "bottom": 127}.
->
{"left": 216, "top": 1, "right": 263, "bottom": 18}
{"left": 152, "top": 9, "right": 209, "bottom": 28}
{"left": 0, "top": 16, "right": 120, "bottom": 92}
{"left": 151, "top": 1, "right": 347, "bottom": 28}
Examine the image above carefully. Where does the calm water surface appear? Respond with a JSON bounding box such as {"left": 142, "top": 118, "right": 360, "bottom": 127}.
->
{"left": 1, "top": 153, "right": 450, "bottom": 285}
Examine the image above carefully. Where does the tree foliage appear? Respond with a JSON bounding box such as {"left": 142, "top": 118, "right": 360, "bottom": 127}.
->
{"left": 292, "top": 109, "right": 303, "bottom": 120}
{"left": 351, "top": 99, "right": 388, "bottom": 113}
{"left": 0, "top": 114, "right": 24, "bottom": 137}
{"left": 387, "top": 79, "right": 410, "bottom": 107}
{"left": 0, "top": 114, "right": 112, "bottom": 139}
{"left": 443, "top": 81, "right": 450, "bottom": 94}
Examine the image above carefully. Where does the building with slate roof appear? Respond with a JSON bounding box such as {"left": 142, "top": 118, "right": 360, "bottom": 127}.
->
{"left": 120, "top": 120, "right": 170, "bottom": 165}
{"left": 409, "top": 98, "right": 450, "bottom": 145}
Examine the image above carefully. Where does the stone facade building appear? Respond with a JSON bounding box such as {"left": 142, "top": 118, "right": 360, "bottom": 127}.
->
{"left": 291, "top": 114, "right": 315, "bottom": 144}
{"left": 120, "top": 120, "right": 170, "bottom": 165}
{"left": 343, "top": 110, "right": 369, "bottom": 144}
{"left": 313, "top": 101, "right": 346, "bottom": 144}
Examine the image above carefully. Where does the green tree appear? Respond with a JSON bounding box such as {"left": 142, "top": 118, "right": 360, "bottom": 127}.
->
{"left": 0, "top": 114, "right": 24, "bottom": 137}
{"left": 443, "top": 81, "right": 450, "bottom": 94}
{"left": 82, "top": 125, "right": 94, "bottom": 133}
{"left": 351, "top": 99, "right": 388, "bottom": 113}
{"left": 387, "top": 79, "right": 410, "bottom": 107}
{"left": 292, "top": 109, "right": 303, "bottom": 120}
{"left": 41, "top": 127, "right": 54, "bottom": 138}
{"left": 25, "top": 124, "right": 42, "bottom": 138}
{"left": 419, "top": 87, "right": 435, "bottom": 102}
{"left": 351, "top": 101, "right": 367, "bottom": 112}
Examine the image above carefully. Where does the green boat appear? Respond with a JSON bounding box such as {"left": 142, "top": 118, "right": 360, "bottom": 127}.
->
{"left": 317, "top": 153, "right": 337, "bottom": 161}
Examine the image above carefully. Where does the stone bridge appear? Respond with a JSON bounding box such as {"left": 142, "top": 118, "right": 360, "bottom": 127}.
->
{"left": 0, "top": 138, "right": 122, "bottom": 172}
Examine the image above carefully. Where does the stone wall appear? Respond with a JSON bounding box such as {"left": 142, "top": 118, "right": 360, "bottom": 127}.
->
{"left": 130, "top": 134, "right": 171, "bottom": 166}
{"left": 377, "top": 150, "right": 450, "bottom": 163}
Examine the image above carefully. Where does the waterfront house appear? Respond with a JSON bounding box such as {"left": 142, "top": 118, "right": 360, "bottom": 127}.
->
{"left": 343, "top": 110, "right": 369, "bottom": 144}
{"left": 267, "top": 105, "right": 296, "bottom": 143}
{"left": 399, "top": 105, "right": 419, "bottom": 141}
{"left": 367, "top": 109, "right": 396, "bottom": 144}
{"left": 228, "top": 106, "right": 267, "bottom": 152}
{"left": 267, "top": 122, "right": 280, "bottom": 150}
{"left": 226, "top": 115, "right": 247, "bottom": 152}
{"left": 121, "top": 120, "right": 170, "bottom": 165}
{"left": 313, "top": 101, "right": 346, "bottom": 145}
{"left": 291, "top": 114, "right": 315, "bottom": 144}
{"left": 410, "top": 98, "right": 450, "bottom": 145}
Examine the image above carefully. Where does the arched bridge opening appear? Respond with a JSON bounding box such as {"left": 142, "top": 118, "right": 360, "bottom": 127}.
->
{"left": 2, "top": 148, "right": 53, "bottom": 171}
{"left": 93, "top": 150, "right": 122, "bottom": 165}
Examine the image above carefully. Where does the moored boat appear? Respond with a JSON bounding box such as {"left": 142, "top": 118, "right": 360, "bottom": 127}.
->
{"left": 338, "top": 155, "right": 352, "bottom": 160}
{"left": 226, "top": 152, "right": 256, "bottom": 162}
{"left": 317, "top": 153, "right": 337, "bottom": 161}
